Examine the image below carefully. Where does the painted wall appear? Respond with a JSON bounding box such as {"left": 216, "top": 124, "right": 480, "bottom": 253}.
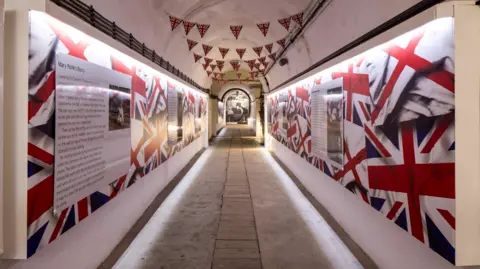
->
{"left": 267, "top": 0, "right": 430, "bottom": 89}
{"left": 2, "top": 1, "right": 209, "bottom": 266}
{"left": 266, "top": 16, "right": 457, "bottom": 267}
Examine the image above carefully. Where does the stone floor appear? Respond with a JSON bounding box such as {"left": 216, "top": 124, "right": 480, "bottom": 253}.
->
{"left": 112, "top": 125, "right": 365, "bottom": 269}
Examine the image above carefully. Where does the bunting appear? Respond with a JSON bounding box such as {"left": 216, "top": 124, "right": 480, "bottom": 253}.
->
{"left": 230, "top": 60, "right": 240, "bottom": 71}
{"left": 213, "top": 72, "right": 219, "bottom": 78}
{"left": 277, "top": 38, "right": 286, "bottom": 48}
{"left": 268, "top": 52, "right": 276, "bottom": 61}
{"left": 230, "top": 25, "right": 243, "bottom": 39}
{"left": 187, "top": 39, "right": 198, "bottom": 51}
{"left": 183, "top": 21, "right": 196, "bottom": 35}
{"left": 263, "top": 61, "right": 270, "bottom": 68}
{"left": 291, "top": 12, "right": 303, "bottom": 26}
{"left": 204, "top": 57, "right": 213, "bottom": 66}
{"left": 207, "top": 71, "right": 212, "bottom": 77}
{"left": 236, "top": 73, "right": 242, "bottom": 79}
{"left": 169, "top": 16, "right": 182, "bottom": 31}
{"left": 193, "top": 53, "right": 202, "bottom": 63}
{"left": 218, "top": 64, "right": 224, "bottom": 72}
{"left": 265, "top": 43, "right": 273, "bottom": 53}
{"left": 247, "top": 60, "right": 256, "bottom": 71}
{"left": 216, "top": 60, "right": 224, "bottom": 66}
{"left": 219, "top": 73, "right": 225, "bottom": 80}
{"left": 210, "top": 64, "right": 217, "bottom": 71}
{"left": 202, "top": 44, "right": 213, "bottom": 56}
{"left": 253, "top": 46, "right": 263, "bottom": 57}
{"left": 278, "top": 17, "right": 291, "bottom": 31}
{"left": 236, "top": 48, "right": 246, "bottom": 59}
{"left": 196, "top": 24, "right": 210, "bottom": 38}
{"left": 202, "top": 63, "right": 208, "bottom": 70}
{"left": 219, "top": 47, "right": 230, "bottom": 59}
{"left": 254, "top": 63, "right": 261, "bottom": 70}
{"left": 258, "top": 56, "right": 266, "bottom": 64}
{"left": 256, "top": 22, "right": 270, "bottom": 37}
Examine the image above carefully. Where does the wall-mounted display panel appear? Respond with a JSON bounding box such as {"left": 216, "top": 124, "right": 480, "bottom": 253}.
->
{"left": 266, "top": 17, "right": 455, "bottom": 264}
{"left": 26, "top": 10, "right": 208, "bottom": 258}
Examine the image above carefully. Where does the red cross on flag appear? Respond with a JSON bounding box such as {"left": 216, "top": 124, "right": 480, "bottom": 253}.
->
{"left": 258, "top": 56, "right": 266, "bottom": 64}
{"left": 230, "top": 25, "right": 243, "bottom": 39}
{"left": 210, "top": 64, "right": 217, "bottom": 71}
{"left": 169, "top": 16, "right": 182, "bottom": 31}
{"left": 219, "top": 47, "right": 230, "bottom": 59}
{"left": 193, "top": 53, "right": 202, "bottom": 63}
{"left": 256, "top": 22, "right": 270, "bottom": 37}
{"left": 202, "top": 44, "right": 213, "bottom": 56}
{"left": 183, "top": 21, "right": 196, "bottom": 35}
{"left": 236, "top": 48, "right": 246, "bottom": 59}
{"left": 247, "top": 60, "right": 256, "bottom": 71}
{"left": 202, "top": 63, "right": 208, "bottom": 70}
{"left": 218, "top": 65, "right": 224, "bottom": 72}
{"left": 213, "top": 72, "right": 219, "bottom": 78}
{"left": 253, "top": 46, "right": 263, "bottom": 57}
{"left": 278, "top": 17, "right": 291, "bottom": 31}
{"left": 206, "top": 71, "right": 212, "bottom": 77}
{"left": 291, "top": 12, "right": 303, "bottom": 26}
{"left": 186, "top": 39, "right": 198, "bottom": 51}
{"left": 196, "top": 24, "right": 210, "bottom": 38}
{"left": 277, "top": 38, "right": 286, "bottom": 48}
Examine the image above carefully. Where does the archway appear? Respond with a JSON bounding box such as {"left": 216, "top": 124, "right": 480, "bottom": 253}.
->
{"left": 223, "top": 89, "right": 251, "bottom": 124}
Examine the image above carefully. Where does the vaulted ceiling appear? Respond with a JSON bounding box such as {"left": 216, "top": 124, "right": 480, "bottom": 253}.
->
{"left": 81, "top": 0, "right": 313, "bottom": 88}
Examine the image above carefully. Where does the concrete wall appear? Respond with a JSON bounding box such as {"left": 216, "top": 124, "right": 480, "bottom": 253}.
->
{"left": 266, "top": 0, "right": 444, "bottom": 89}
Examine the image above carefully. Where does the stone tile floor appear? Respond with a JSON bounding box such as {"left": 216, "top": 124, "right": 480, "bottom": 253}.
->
{"left": 112, "top": 125, "right": 366, "bottom": 269}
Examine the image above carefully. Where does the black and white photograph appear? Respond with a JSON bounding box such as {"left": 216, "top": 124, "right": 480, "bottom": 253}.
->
{"left": 108, "top": 87, "right": 131, "bottom": 131}
{"left": 326, "top": 86, "right": 343, "bottom": 165}
{"left": 226, "top": 90, "right": 250, "bottom": 124}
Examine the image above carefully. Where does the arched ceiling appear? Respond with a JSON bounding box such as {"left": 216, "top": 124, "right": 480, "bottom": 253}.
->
{"left": 80, "top": 0, "right": 312, "bottom": 89}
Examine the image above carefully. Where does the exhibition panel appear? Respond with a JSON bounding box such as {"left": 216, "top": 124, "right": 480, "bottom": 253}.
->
{"left": 266, "top": 17, "right": 455, "bottom": 264}
{"left": 27, "top": 10, "right": 208, "bottom": 257}
{"left": 217, "top": 101, "right": 225, "bottom": 132}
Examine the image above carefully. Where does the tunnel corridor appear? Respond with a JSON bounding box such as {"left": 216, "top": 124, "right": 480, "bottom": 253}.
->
{"left": 107, "top": 126, "right": 369, "bottom": 269}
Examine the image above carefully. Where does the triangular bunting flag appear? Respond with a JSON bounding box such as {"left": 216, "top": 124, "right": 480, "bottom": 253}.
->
{"left": 253, "top": 46, "right": 263, "bottom": 57}
{"left": 207, "top": 71, "right": 212, "bottom": 77}
{"left": 230, "top": 25, "right": 243, "bottom": 39}
{"left": 202, "top": 44, "right": 213, "bottom": 56}
{"left": 291, "top": 12, "right": 304, "bottom": 26}
{"left": 183, "top": 21, "right": 196, "bottom": 35}
{"left": 187, "top": 39, "right": 198, "bottom": 51}
{"left": 193, "top": 53, "right": 202, "bottom": 63}
{"left": 247, "top": 60, "right": 256, "bottom": 71}
{"left": 202, "top": 63, "right": 208, "bottom": 70}
{"left": 216, "top": 60, "right": 224, "bottom": 66}
{"left": 265, "top": 43, "right": 273, "bottom": 53}
{"left": 219, "top": 47, "right": 230, "bottom": 59}
{"left": 237, "top": 73, "right": 242, "bottom": 80}
{"left": 258, "top": 56, "right": 266, "bottom": 64}
{"left": 236, "top": 48, "right": 246, "bottom": 59}
{"left": 204, "top": 57, "right": 213, "bottom": 66}
{"left": 254, "top": 63, "right": 261, "bottom": 70}
{"left": 218, "top": 65, "right": 224, "bottom": 72}
{"left": 210, "top": 64, "right": 217, "bottom": 71}
{"left": 213, "top": 72, "right": 219, "bottom": 78}
{"left": 256, "top": 22, "right": 270, "bottom": 37}
{"left": 277, "top": 38, "right": 286, "bottom": 48}
{"left": 268, "top": 52, "right": 276, "bottom": 61}
{"left": 278, "top": 17, "right": 291, "bottom": 31}
{"left": 169, "top": 16, "right": 182, "bottom": 31}
{"left": 263, "top": 61, "right": 270, "bottom": 68}
{"left": 196, "top": 24, "right": 210, "bottom": 38}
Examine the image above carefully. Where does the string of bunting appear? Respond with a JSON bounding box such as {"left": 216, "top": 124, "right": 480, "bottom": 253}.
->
{"left": 185, "top": 37, "right": 286, "bottom": 58}
{"left": 169, "top": 12, "right": 303, "bottom": 38}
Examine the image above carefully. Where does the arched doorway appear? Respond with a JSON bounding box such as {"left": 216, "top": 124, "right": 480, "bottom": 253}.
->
{"left": 224, "top": 89, "right": 251, "bottom": 124}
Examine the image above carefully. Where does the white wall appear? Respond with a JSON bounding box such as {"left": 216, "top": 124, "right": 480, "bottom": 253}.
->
{"left": 267, "top": 0, "right": 437, "bottom": 88}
